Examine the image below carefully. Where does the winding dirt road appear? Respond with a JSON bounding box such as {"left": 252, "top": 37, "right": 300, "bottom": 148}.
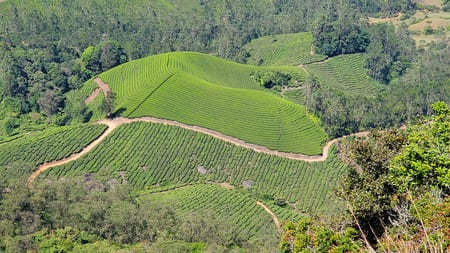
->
{"left": 27, "top": 115, "right": 369, "bottom": 184}
{"left": 27, "top": 77, "right": 371, "bottom": 184}
{"left": 26, "top": 120, "right": 121, "bottom": 186}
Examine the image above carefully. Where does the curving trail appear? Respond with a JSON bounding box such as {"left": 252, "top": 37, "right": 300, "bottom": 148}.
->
{"left": 27, "top": 116, "right": 370, "bottom": 184}
{"left": 256, "top": 201, "right": 281, "bottom": 231}
{"left": 98, "top": 117, "right": 369, "bottom": 162}
{"left": 84, "top": 78, "right": 112, "bottom": 105}
{"left": 26, "top": 120, "right": 121, "bottom": 186}
{"left": 27, "top": 77, "right": 372, "bottom": 184}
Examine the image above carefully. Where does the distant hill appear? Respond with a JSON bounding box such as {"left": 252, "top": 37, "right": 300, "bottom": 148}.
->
{"left": 90, "top": 52, "right": 326, "bottom": 155}
{"left": 305, "top": 53, "right": 382, "bottom": 97}
{"left": 243, "top": 32, "right": 327, "bottom": 66}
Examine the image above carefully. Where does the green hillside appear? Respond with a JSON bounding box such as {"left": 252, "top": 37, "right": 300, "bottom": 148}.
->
{"left": 0, "top": 124, "right": 107, "bottom": 184}
{"left": 95, "top": 52, "right": 326, "bottom": 155}
{"left": 139, "top": 184, "right": 279, "bottom": 242}
{"left": 244, "top": 32, "right": 327, "bottom": 66}
{"left": 41, "top": 122, "right": 346, "bottom": 215}
{"left": 304, "top": 53, "right": 382, "bottom": 96}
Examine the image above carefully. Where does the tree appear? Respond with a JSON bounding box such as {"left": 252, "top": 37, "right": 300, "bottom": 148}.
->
{"left": 390, "top": 101, "right": 450, "bottom": 193}
{"left": 366, "top": 23, "right": 415, "bottom": 83}
{"left": 102, "top": 91, "right": 115, "bottom": 117}
{"left": 38, "top": 90, "right": 60, "bottom": 118}
{"left": 3, "top": 118, "right": 16, "bottom": 136}
{"left": 313, "top": 4, "right": 370, "bottom": 57}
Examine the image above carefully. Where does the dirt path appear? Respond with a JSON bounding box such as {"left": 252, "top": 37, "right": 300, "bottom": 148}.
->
{"left": 369, "top": 13, "right": 403, "bottom": 24}
{"left": 256, "top": 201, "right": 281, "bottom": 231}
{"left": 27, "top": 120, "right": 121, "bottom": 185}
{"left": 28, "top": 78, "right": 372, "bottom": 184}
{"left": 213, "top": 183, "right": 281, "bottom": 231}
{"left": 85, "top": 88, "right": 100, "bottom": 105}
{"left": 84, "top": 78, "right": 112, "bottom": 105}
{"left": 97, "top": 116, "right": 369, "bottom": 162}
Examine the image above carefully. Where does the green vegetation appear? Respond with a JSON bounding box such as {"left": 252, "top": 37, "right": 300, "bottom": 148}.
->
{"left": 140, "top": 184, "right": 278, "bottom": 241}
{"left": 96, "top": 52, "right": 325, "bottom": 154}
{"left": 282, "top": 102, "right": 449, "bottom": 252}
{"left": 41, "top": 121, "right": 346, "bottom": 215}
{"left": 305, "top": 54, "right": 381, "bottom": 96}
{"left": 243, "top": 32, "right": 326, "bottom": 66}
{"left": 0, "top": 179, "right": 273, "bottom": 252}
{"left": 0, "top": 123, "right": 106, "bottom": 185}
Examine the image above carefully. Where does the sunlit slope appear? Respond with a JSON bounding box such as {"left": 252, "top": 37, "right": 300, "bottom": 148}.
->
{"left": 244, "top": 32, "right": 327, "bottom": 66}
{"left": 139, "top": 184, "right": 278, "bottom": 241}
{"left": 304, "top": 53, "right": 381, "bottom": 96}
{"left": 97, "top": 52, "right": 325, "bottom": 154}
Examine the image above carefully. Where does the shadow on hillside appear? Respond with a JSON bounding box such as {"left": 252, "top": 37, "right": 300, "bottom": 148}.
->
{"left": 109, "top": 107, "right": 127, "bottom": 118}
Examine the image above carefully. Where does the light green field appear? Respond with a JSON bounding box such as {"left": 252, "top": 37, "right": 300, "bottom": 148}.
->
{"left": 139, "top": 184, "right": 279, "bottom": 241}
{"left": 0, "top": 124, "right": 107, "bottom": 184}
{"left": 42, "top": 122, "right": 346, "bottom": 215}
{"left": 243, "top": 32, "right": 327, "bottom": 66}
{"left": 304, "top": 54, "right": 381, "bottom": 96}
{"left": 95, "top": 52, "right": 325, "bottom": 154}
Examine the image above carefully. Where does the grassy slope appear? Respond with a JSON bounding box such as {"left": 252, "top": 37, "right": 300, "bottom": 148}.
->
{"left": 304, "top": 53, "right": 382, "bottom": 97}
{"left": 0, "top": 124, "right": 107, "bottom": 184}
{"left": 96, "top": 52, "right": 326, "bottom": 154}
{"left": 42, "top": 122, "right": 346, "bottom": 215}
{"left": 243, "top": 32, "right": 327, "bottom": 66}
{"left": 139, "top": 184, "right": 279, "bottom": 241}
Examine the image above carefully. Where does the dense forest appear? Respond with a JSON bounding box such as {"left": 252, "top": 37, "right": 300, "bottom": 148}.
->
{"left": 0, "top": 0, "right": 426, "bottom": 135}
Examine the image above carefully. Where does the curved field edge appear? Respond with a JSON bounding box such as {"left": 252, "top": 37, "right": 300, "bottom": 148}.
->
{"left": 138, "top": 184, "right": 280, "bottom": 241}
{"left": 304, "top": 53, "right": 383, "bottom": 97}
{"left": 0, "top": 124, "right": 107, "bottom": 184}
{"left": 90, "top": 51, "right": 326, "bottom": 154}
{"left": 244, "top": 32, "right": 327, "bottom": 66}
{"left": 39, "top": 121, "right": 346, "bottom": 215}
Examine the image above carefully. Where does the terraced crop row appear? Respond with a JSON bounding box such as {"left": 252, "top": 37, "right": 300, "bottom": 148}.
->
{"left": 244, "top": 32, "right": 327, "bottom": 66}
{"left": 93, "top": 52, "right": 322, "bottom": 154}
{"left": 42, "top": 122, "right": 346, "bottom": 215}
{"left": 0, "top": 124, "right": 107, "bottom": 182}
{"left": 139, "top": 184, "right": 278, "bottom": 240}
{"left": 130, "top": 72, "right": 326, "bottom": 154}
{"left": 305, "top": 54, "right": 381, "bottom": 97}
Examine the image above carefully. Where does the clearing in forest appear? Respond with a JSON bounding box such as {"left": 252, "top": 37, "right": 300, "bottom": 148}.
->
{"left": 304, "top": 53, "right": 382, "bottom": 97}
{"left": 243, "top": 32, "right": 327, "bottom": 66}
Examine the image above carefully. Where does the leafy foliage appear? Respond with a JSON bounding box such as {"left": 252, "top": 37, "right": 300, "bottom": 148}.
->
{"left": 366, "top": 24, "right": 416, "bottom": 83}
{"left": 280, "top": 218, "right": 362, "bottom": 253}
{"left": 390, "top": 101, "right": 450, "bottom": 193}
{"left": 313, "top": 4, "right": 370, "bottom": 57}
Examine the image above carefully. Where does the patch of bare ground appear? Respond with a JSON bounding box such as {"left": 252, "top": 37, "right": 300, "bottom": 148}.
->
{"left": 369, "top": 13, "right": 403, "bottom": 24}
{"left": 84, "top": 77, "right": 112, "bottom": 105}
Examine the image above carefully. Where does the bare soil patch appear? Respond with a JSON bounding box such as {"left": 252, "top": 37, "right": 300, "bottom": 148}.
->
{"left": 369, "top": 13, "right": 403, "bottom": 24}
{"left": 409, "top": 18, "right": 450, "bottom": 31}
